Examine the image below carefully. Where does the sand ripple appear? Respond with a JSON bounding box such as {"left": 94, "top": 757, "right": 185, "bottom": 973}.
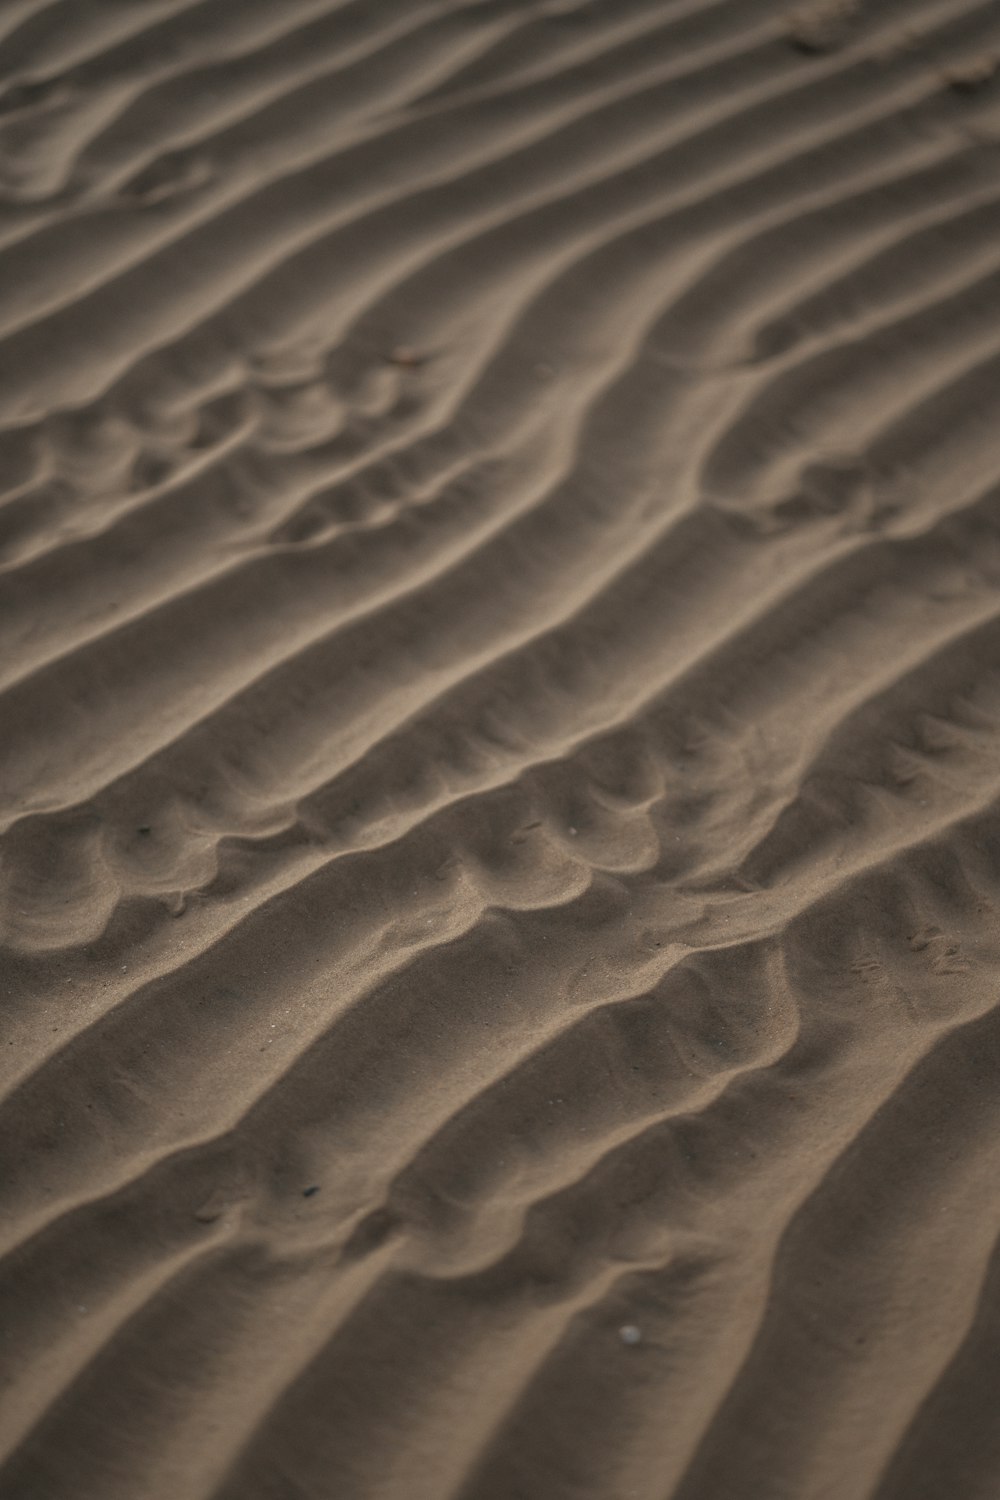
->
{"left": 3, "top": 1, "right": 1000, "bottom": 1496}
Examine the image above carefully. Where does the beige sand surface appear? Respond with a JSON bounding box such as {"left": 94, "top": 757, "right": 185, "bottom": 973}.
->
{"left": 3, "top": 1, "right": 1000, "bottom": 1496}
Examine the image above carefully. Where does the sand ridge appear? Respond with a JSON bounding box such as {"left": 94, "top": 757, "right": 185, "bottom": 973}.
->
{"left": 3, "top": 0, "right": 1000, "bottom": 1496}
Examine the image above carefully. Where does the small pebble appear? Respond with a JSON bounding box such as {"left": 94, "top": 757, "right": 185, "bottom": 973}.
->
{"left": 387, "top": 346, "right": 425, "bottom": 369}
{"left": 302, "top": 1185, "right": 320, "bottom": 1198}
{"left": 619, "top": 1324, "right": 642, "bottom": 1346}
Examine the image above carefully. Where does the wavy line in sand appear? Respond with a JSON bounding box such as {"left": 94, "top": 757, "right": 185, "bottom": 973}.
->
{"left": 5, "top": 1, "right": 1000, "bottom": 1497}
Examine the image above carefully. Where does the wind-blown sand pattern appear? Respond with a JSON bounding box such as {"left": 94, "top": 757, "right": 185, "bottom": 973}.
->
{"left": 3, "top": 0, "right": 1000, "bottom": 1495}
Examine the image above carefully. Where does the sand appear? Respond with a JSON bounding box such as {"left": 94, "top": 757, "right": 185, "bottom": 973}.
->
{"left": 2, "top": 0, "right": 1000, "bottom": 1496}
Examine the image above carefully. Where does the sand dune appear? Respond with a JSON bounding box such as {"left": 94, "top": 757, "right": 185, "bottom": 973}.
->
{"left": 3, "top": 0, "right": 1000, "bottom": 1496}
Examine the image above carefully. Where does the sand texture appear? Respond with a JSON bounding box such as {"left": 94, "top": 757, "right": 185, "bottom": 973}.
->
{"left": 4, "top": 0, "right": 1000, "bottom": 1496}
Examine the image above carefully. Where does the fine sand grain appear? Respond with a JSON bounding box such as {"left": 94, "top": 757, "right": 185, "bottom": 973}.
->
{"left": 3, "top": 1, "right": 1000, "bottom": 1497}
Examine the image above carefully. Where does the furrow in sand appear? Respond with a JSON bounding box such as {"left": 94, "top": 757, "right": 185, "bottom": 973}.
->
{"left": 2, "top": 70, "right": 991, "bottom": 649}
{"left": 0, "top": 941, "right": 788, "bottom": 1472}
{"left": 5, "top": 450, "right": 1000, "bottom": 1111}
{"left": 0, "top": 119, "right": 989, "bottom": 699}
{"left": 0, "top": 934, "right": 782, "bottom": 1286}
{"left": 0, "top": 10, "right": 983, "bottom": 468}
{"left": 0, "top": 858, "right": 983, "bottom": 1500}
{"left": 0, "top": 3, "right": 53, "bottom": 53}
{"left": 407, "top": 0, "right": 716, "bottom": 106}
{"left": 5, "top": 713, "right": 1000, "bottom": 1304}
{"left": 0, "top": 0, "right": 420, "bottom": 252}
{"left": 0, "top": 816, "right": 995, "bottom": 1494}
{"left": 0, "top": 105, "right": 978, "bottom": 676}
{"left": 0, "top": 0, "right": 934, "bottom": 254}
{"left": 0, "top": 4, "right": 530, "bottom": 315}
{"left": 667, "top": 1000, "right": 1000, "bottom": 1500}
{"left": 128, "top": 868, "right": 1000, "bottom": 1500}
{"left": 0, "top": 1, "right": 796, "bottom": 342}
{"left": 0, "top": 0, "right": 210, "bottom": 83}
{"left": 7, "top": 774, "right": 1000, "bottom": 1500}
{"left": 0, "top": 0, "right": 987, "bottom": 425}
{"left": 1, "top": 64, "right": 995, "bottom": 828}
{"left": 4, "top": 410, "right": 998, "bottom": 966}
{"left": 7, "top": 0, "right": 1000, "bottom": 1495}
{"left": 700, "top": 271, "right": 1000, "bottom": 509}
{"left": 61, "top": 0, "right": 484, "bottom": 199}
{"left": 0, "top": 1228, "right": 231, "bottom": 1462}
{"left": 73, "top": 0, "right": 764, "bottom": 204}
{"left": 871, "top": 1228, "right": 1000, "bottom": 1500}
{"left": 445, "top": 985, "right": 1000, "bottom": 1500}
